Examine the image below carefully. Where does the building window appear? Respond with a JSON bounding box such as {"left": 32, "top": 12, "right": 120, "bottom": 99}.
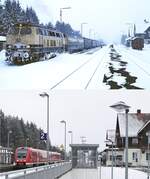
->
{"left": 132, "top": 138, "right": 138, "bottom": 144}
{"left": 116, "top": 155, "right": 122, "bottom": 161}
{"left": 132, "top": 152, "right": 138, "bottom": 162}
{"left": 146, "top": 153, "right": 150, "bottom": 160}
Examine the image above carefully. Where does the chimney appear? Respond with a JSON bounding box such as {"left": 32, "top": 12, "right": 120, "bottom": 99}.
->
{"left": 137, "top": 109, "right": 141, "bottom": 114}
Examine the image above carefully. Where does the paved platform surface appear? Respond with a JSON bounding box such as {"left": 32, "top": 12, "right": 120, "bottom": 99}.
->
{"left": 59, "top": 169, "right": 99, "bottom": 179}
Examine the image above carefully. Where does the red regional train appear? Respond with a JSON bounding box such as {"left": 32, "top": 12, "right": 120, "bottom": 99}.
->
{"left": 15, "top": 147, "right": 61, "bottom": 167}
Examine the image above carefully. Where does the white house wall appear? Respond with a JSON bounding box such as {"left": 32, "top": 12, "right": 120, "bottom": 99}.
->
{"left": 127, "top": 149, "right": 141, "bottom": 167}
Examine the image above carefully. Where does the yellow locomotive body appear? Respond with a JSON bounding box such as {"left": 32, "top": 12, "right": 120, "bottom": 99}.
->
{"left": 6, "top": 23, "right": 65, "bottom": 64}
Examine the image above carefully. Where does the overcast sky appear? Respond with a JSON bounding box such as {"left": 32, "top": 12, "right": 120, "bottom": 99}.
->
{"left": 0, "top": 90, "right": 150, "bottom": 151}
{"left": 10, "top": 0, "right": 150, "bottom": 43}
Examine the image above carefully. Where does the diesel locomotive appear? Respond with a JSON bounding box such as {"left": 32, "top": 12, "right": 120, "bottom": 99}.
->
{"left": 6, "top": 22, "right": 101, "bottom": 65}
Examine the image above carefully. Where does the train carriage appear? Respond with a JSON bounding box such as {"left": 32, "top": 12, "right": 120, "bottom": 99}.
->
{"left": 65, "top": 36, "right": 84, "bottom": 53}
{"left": 15, "top": 147, "right": 61, "bottom": 167}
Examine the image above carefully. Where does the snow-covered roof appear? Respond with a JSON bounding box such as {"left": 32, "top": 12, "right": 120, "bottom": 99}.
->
{"left": 136, "top": 23, "right": 150, "bottom": 33}
{"left": 106, "top": 129, "right": 116, "bottom": 143}
{"left": 0, "top": 36, "right": 6, "bottom": 41}
{"left": 117, "top": 113, "right": 150, "bottom": 137}
{"left": 138, "top": 120, "right": 150, "bottom": 134}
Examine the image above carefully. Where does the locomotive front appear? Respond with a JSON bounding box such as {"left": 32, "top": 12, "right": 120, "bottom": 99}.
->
{"left": 15, "top": 147, "right": 29, "bottom": 166}
{"left": 6, "top": 23, "right": 34, "bottom": 64}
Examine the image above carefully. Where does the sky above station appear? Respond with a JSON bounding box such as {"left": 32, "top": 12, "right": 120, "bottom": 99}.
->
{"left": 18, "top": 0, "right": 150, "bottom": 43}
{"left": 1, "top": 0, "right": 150, "bottom": 42}
{"left": 0, "top": 90, "right": 150, "bottom": 151}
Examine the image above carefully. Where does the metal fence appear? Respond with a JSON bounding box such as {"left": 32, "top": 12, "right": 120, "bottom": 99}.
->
{"left": 0, "top": 162, "right": 72, "bottom": 179}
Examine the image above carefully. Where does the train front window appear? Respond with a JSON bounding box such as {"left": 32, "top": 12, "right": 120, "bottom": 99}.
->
{"left": 20, "top": 27, "right": 32, "bottom": 35}
{"left": 9, "top": 26, "right": 32, "bottom": 35}
{"left": 9, "top": 26, "right": 19, "bottom": 35}
{"left": 17, "top": 148, "right": 27, "bottom": 159}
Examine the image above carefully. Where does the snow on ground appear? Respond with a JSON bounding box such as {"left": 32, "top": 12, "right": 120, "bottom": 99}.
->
{"left": 0, "top": 47, "right": 108, "bottom": 90}
{"left": 59, "top": 167, "right": 147, "bottom": 179}
{"left": 115, "top": 45, "right": 150, "bottom": 89}
{"left": 0, "top": 45, "right": 150, "bottom": 90}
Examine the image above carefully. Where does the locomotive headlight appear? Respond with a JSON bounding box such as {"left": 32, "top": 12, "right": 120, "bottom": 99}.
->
{"left": 8, "top": 45, "right": 12, "bottom": 49}
{"left": 26, "top": 45, "right": 30, "bottom": 48}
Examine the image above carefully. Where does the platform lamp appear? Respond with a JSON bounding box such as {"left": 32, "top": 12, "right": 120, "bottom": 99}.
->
{"left": 110, "top": 101, "right": 130, "bottom": 179}
{"left": 39, "top": 92, "right": 50, "bottom": 162}
{"left": 60, "top": 7, "right": 71, "bottom": 22}
{"left": 60, "top": 120, "right": 67, "bottom": 160}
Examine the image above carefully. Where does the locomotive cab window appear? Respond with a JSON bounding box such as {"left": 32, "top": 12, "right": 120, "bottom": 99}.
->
{"left": 8, "top": 26, "right": 19, "bottom": 35}
{"left": 17, "top": 148, "right": 27, "bottom": 159}
{"left": 20, "top": 27, "right": 32, "bottom": 35}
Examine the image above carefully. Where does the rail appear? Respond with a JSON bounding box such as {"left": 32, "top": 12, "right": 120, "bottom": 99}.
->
{"left": 0, "top": 162, "right": 72, "bottom": 179}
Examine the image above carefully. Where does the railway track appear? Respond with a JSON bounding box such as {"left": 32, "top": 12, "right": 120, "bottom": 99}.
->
{"left": 105, "top": 45, "right": 150, "bottom": 89}
{"left": 116, "top": 46, "right": 150, "bottom": 79}
{"left": 49, "top": 47, "right": 109, "bottom": 90}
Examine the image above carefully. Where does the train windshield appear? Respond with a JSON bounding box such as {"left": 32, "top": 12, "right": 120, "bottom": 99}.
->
{"left": 9, "top": 26, "right": 32, "bottom": 35}
{"left": 17, "top": 148, "right": 27, "bottom": 159}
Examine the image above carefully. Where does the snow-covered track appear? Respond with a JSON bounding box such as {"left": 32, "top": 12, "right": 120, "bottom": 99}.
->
{"left": 114, "top": 45, "right": 150, "bottom": 89}
{"left": 50, "top": 47, "right": 108, "bottom": 90}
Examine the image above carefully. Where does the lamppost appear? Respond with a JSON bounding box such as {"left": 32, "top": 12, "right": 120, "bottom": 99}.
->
{"left": 110, "top": 101, "right": 130, "bottom": 179}
{"left": 99, "top": 154, "right": 102, "bottom": 179}
{"left": 60, "top": 7, "right": 71, "bottom": 22}
{"left": 81, "top": 22, "right": 87, "bottom": 37}
{"left": 60, "top": 120, "right": 66, "bottom": 160}
{"left": 105, "top": 139, "right": 114, "bottom": 179}
{"left": 39, "top": 92, "right": 50, "bottom": 162}
{"left": 146, "top": 131, "right": 150, "bottom": 179}
{"left": 68, "top": 131, "right": 73, "bottom": 144}
{"left": 7, "top": 130, "right": 12, "bottom": 148}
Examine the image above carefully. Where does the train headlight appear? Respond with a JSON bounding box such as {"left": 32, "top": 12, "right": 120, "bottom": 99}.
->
{"left": 23, "top": 52, "right": 29, "bottom": 59}
{"left": 26, "top": 45, "right": 30, "bottom": 49}
{"left": 8, "top": 45, "right": 12, "bottom": 49}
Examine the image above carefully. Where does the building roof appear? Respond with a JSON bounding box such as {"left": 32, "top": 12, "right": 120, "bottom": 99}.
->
{"left": 117, "top": 113, "right": 150, "bottom": 137}
{"left": 70, "top": 144, "right": 99, "bottom": 149}
{"left": 138, "top": 120, "right": 150, "bottom": 134}
{"left": 106, "top": 129, "right": 116, "bottom": 143}
{"left": 135, "top": 23, "right": 150, "bottom": 33}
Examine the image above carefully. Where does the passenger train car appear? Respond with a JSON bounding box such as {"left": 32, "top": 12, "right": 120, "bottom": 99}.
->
{"left": 6, "top": 22, "right": 101, "bottom": 65}
{"left": 15, "top": 147, "right": 61, "bottom": 167}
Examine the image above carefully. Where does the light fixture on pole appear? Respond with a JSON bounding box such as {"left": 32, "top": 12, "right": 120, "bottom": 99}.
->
{"left": 81, "top": 22, "right": 87, "bottom": 37}
{"left": 7, "top": 130, "right": 12, "bottom": 148}
{"left": 146, "top": 131, "right": 150, "bottom": 179}
{"left": 60, "top": 120, "right": 67, "bottom": 160}
{"left": 68, "top": 130, "right": 73, "bottom": 144}
{"left": 60, "top": 7, "right": 71, "bottom": 22}
{"left": 110, "top": 101, "right": 130, "bottom": 179}
{"left": 39, "top": 92, "right": 50, "bottom": 162}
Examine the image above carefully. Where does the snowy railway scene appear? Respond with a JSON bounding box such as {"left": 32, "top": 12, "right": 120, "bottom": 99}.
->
{"left": 1, "top": 0, "right": 150, "bottom": 179}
